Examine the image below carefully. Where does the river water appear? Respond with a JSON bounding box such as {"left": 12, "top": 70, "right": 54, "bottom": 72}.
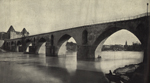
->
{"left": 0, "top": 46, "right": 143, "bottom": 83}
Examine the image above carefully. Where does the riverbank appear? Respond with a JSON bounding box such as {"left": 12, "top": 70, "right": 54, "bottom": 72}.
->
{"left": 105, "top": 63, "right": 145, "bottom": 83}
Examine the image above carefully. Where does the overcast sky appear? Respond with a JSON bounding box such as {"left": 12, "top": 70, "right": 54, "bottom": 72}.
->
{"left": 0, "top": 0, "right": 149, "bottom": 44}
{"left": 0, "top": 0, "right": 149, "bottom": 34}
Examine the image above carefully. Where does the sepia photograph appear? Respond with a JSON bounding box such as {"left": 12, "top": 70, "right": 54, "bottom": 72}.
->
{"left": 0, "top": 0, "right": 150, "bottom": 83}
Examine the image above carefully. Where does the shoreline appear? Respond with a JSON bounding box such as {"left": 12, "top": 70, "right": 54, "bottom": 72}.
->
{"left": 105, "top": 63, "right": 145, "bottom": 83}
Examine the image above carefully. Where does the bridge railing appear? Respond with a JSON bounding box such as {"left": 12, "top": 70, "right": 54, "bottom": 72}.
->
{"left": 100, "top": 12, "right": 150, "bottom": 23}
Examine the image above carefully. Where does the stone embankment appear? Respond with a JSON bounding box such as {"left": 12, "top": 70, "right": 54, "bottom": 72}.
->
{"left": 105, "top": 63, "right": 145, "bottom": 83}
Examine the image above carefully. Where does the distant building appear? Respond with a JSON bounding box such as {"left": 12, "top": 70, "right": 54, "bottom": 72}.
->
{"left": 102, "top": 45, "right": 112, "bottom": 51}
{"left": 0, "top": 25, "right": 29, "bottom": 40}
{"left": 66, "top": 42, "right": 77, "bottom": 52}
{"left": 124, "top": 41, "right": 128, "bottom": 50}
{"left": 102, "top": 45, "right": 124, "bottom": 51}
{"left": 127, "top": 42, "right": 142, "bottom": 51}
{"left": 111, "top": 45, "right": 124, "bottom": 51}
{"left": 102, "top": 41, "right": 142, "bottom": 51}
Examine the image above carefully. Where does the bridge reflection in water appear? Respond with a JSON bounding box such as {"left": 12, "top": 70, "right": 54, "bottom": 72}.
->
{"left": 0, "top": 50, "right": 143, "bottom": 83}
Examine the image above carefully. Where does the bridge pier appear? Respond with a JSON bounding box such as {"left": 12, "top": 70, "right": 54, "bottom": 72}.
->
{"left": 3, "top": 43, "right": 9, "bottom": 51}
{"left": 77, "top": 45, "right": 96, "bottom": 59}
{"left": 8, "top": 43, "right": 11, "bottom": 51}
{"left": 23, "top": 42, "right": 37, "bottom": 54}
{"left": 45, "top": 42, "right": 56, "bottom": 57}
{"left": 6, "top": 45, "right": 10, "bottom": 51}
{"left": 9, "top": 44, "right": 13, "bottom": 51}
{"left": 28, "top": 46, "right": 36, "bottom": 54}
{"left": 19, "top": 46, "right": 23, "bottom": 52}
{"left": 11, "top": 45, "right": 19, "bottom": 52}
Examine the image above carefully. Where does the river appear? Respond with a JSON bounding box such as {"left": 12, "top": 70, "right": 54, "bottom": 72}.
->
{"left": 0, "top": 47, "right": 143, "bottom": 83}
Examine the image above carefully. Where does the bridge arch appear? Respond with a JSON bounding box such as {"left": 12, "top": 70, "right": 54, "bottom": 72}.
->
{"left": 24, "top": 39, "right": 32, "bottom": 52}
{"left": 35, "top": 37, "right": 47, "bottom": 54}
{"left": 93, "top": 27, "right": 143, "bottom": 58}
{"left": 3, "top": 42, "right": 8, "bottom": 50}
{"left": 93, "top": 26, "right": 142, "bottom": 46}
{"left": 14, "top": 41, "right": 22, "bottom": 52}
{"left": 11, "top": 41, "right": 15, "bottom": 45}
{"left": 10, "top": 41, "right": 17, "bottom": 51}
{"left": 5, "top": 42, "right": 8, "bottom": 50}
{"left": 38, "top": 37, "right": 47, "bottom": 42}
{"left": 56, "top": 34, "right": 77, "bottom": 56}
{"left": 17, "top": 41, "right": 22, "bottom": 45}
{"left": 93, "top": 29, "right": 144, "bottom": 74}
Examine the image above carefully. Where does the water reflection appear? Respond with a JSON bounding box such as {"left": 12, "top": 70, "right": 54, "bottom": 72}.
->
{"left": 0, "top": 52, "right": 108, "bottom": 83}
{"left": 0, "top": 50, "right": 143, "bottom": 83}
{"left": 65, "top": 55, "right": 77, "bottom": 75}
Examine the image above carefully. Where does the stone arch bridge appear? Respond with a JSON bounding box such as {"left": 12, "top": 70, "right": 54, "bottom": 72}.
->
{"left": 2, "top": 13, "right": 150, "bottom": 61}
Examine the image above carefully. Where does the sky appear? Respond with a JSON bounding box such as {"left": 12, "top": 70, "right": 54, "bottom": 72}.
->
{"left": 103, "top": 29, "right": 141, "bottom": 45}
{"left": 0, "top": 0, "right": 149, "bottom": 44}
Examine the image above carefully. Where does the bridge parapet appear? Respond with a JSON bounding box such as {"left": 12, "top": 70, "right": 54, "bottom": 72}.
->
{"left": 99, "top": 12, "right": 150, "bottom": 24}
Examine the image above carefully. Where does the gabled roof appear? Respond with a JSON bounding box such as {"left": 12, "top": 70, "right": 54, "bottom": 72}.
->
{"left": 21, "top": 28, "right": 29, "bottom": 34}
{"left": 7, "top": 25, "right": 15, "bottom": 32}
